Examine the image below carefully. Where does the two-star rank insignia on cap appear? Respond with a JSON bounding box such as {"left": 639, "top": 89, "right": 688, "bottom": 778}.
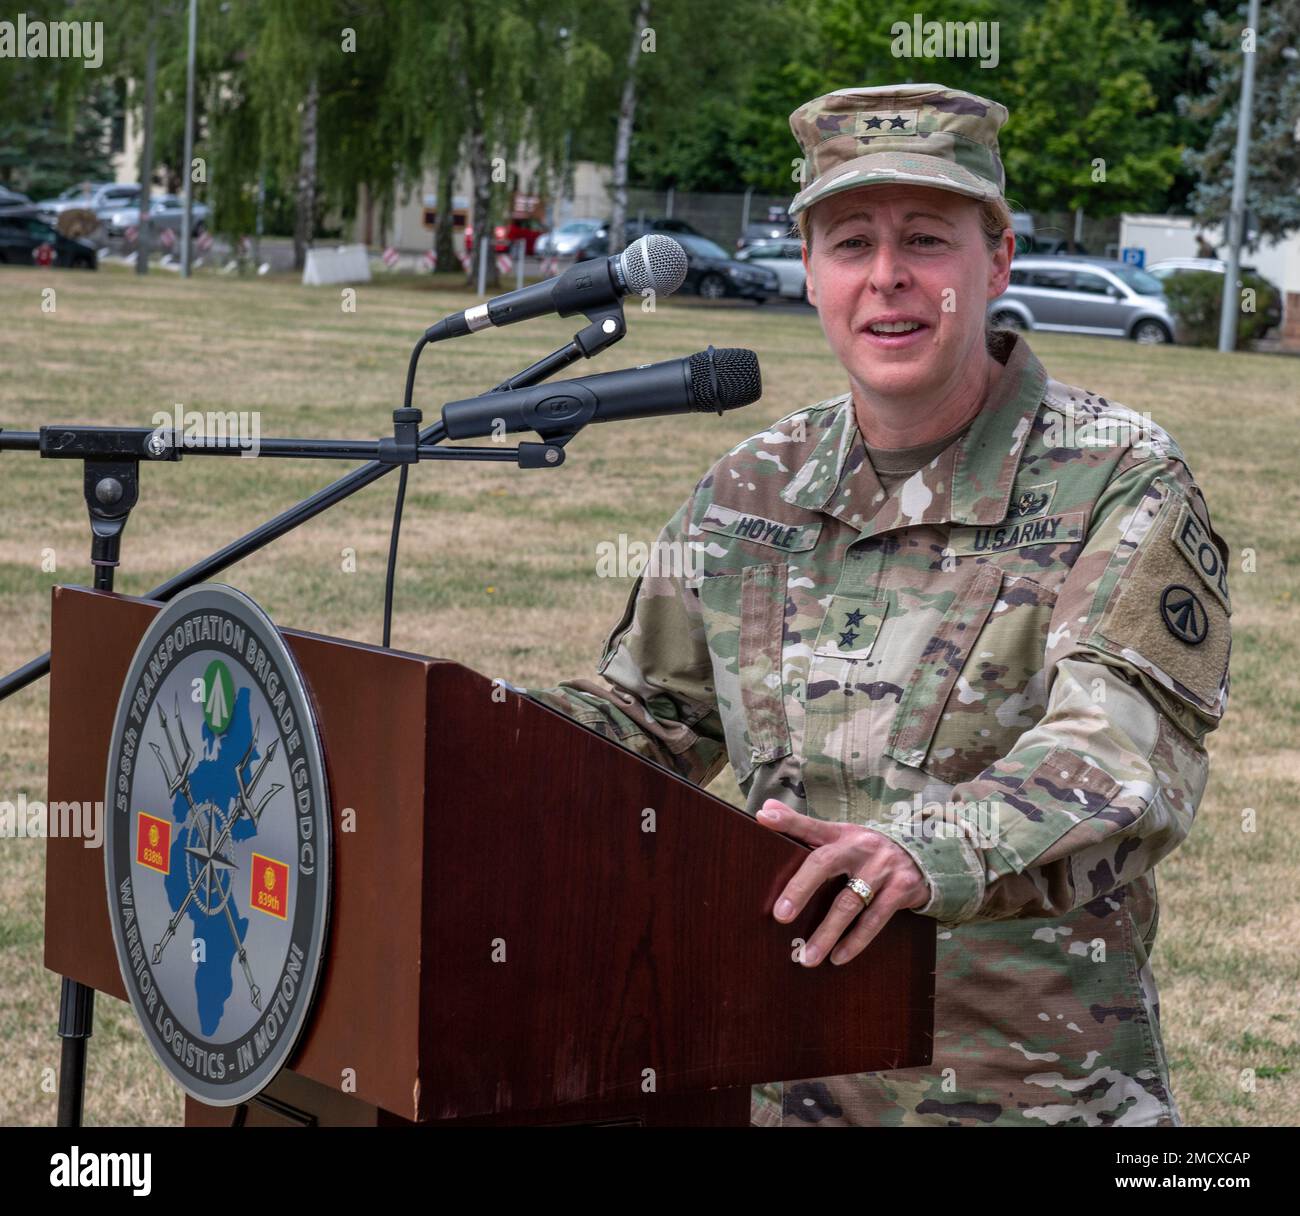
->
{"left": 855, "top": 110, "right": 917, "bottom": 137}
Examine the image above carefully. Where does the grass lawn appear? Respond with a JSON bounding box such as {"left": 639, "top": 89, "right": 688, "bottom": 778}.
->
{"left": 0, "top": 261, "right": 1296, "bottom": 1125}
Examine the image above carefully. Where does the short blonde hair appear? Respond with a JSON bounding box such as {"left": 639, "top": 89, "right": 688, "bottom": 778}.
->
{"left": 797, "top": 195, "right": 1013, "bottom": 254}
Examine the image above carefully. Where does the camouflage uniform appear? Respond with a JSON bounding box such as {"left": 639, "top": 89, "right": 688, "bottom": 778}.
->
{"left": 526, "top": 329, "right": 1231, "bottom": 1126}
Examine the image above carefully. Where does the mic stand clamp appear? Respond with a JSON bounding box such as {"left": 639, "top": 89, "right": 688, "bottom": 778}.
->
{"left": 379, "top": 407, "right": 423, "bottom": 464}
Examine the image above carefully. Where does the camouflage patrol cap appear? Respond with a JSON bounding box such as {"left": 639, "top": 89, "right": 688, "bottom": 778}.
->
{"left": 788, "top": 83, "right": 1008, "bottom": 217}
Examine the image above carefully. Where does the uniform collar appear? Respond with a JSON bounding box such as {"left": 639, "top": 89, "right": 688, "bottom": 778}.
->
{"left": 780, "top": 331, "right": 1049, "bottom": 537}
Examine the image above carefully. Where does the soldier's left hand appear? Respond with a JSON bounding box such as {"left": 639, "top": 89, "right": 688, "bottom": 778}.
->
{"left": 757, "top": 799, "right": 930, "bottom": 967}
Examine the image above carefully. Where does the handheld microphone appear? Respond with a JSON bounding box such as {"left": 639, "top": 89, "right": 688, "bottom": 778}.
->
{"left": 441, "top": 346, "right": 762, "bottom": 440}
{"left": 426, "top": 234, "right": 689, "bottom": 340}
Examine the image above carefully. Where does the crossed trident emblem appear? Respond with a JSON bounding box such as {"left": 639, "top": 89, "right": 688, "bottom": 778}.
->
{"left": 147, "top": 694, "right": 284, "bottom": 1011}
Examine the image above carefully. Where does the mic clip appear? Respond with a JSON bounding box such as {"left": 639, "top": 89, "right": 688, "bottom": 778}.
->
{"left": 572, "top": 306, "right": 627, "bottom": 359}
{"left": 517, "top": 439, "right": 570, "bottom": 469}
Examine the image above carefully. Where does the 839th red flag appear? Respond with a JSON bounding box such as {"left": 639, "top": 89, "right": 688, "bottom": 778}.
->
{"left": 251, "top": 852, "right": 290, "bottom": 919}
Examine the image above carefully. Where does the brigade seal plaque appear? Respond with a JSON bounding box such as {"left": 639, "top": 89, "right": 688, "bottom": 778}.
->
{"left": 104, "top": 584, "right": 331, "bottom": 1106}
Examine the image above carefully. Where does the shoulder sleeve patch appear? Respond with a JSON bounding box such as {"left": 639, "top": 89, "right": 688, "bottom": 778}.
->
{"left": 1172, "top": 497, "right": 1231, "bottom": 612}
{"left": 1090, "top": 485, "right": 1230, "bottom": 721}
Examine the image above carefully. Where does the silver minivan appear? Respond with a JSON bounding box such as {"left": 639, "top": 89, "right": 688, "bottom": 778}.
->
{"left": 989, "top": 256, "right": 1176, "bottom": 344}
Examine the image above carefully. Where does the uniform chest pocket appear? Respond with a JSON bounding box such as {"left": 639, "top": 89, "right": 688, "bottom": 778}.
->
{"left": 886, "top": 565, "right": 1058, "bottom": 785}
{"left": 698, "top": 563, "right": 793, "bottom": 785}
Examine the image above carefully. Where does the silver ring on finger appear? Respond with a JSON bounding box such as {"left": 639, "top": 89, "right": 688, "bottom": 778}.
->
{"left": 846, "top": 876, "right": 874, "bottom": 909}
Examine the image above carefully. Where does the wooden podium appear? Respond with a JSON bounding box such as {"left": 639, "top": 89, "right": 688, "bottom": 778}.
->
{"left": 43, "top": 585, "right": 934, "bottom": 1127}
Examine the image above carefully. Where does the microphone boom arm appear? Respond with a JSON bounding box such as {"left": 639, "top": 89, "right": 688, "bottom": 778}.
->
{"left": 0, "top": 298, "right": 632, "bottom": 702}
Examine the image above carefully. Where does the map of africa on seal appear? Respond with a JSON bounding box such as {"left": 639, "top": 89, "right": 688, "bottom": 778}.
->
{"left": 104, "top": 584, "right": 331, "bottom": 1106}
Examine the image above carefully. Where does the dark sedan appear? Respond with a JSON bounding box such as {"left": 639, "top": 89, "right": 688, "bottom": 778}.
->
{"left": 0, "top": 209, "right": 97, "bottom": 268}
{"left": 573, "top": 216, "right": 706, "bottom": 262}
{"left": 672, "top": 232, "right": 780, "bottom": 301}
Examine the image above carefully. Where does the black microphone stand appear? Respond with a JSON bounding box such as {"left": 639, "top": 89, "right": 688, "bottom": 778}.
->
{"left": 0, "top": 297, "right": 628, "bottom": 1127}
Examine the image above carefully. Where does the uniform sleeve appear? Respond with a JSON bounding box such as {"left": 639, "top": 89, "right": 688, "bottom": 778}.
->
{"left": 521, "top": 489, "right": 730, "bottom": 787}
{"left": 865, "top": 453, "right": 1231, "bottom": 925}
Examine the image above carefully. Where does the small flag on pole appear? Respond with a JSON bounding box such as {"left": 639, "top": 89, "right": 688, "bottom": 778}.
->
{"left": 381, "top": 246, "right": 400, "bottom": 269}
{"left": 496, "top": 252, "right": 512, "bottom": 275}
{"left": 422, "top": 249, "right": 437, "bottom": 271}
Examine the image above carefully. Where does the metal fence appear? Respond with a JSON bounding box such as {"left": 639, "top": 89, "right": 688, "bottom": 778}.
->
{"left": 624, "top": 187, "right": 797, "bottom": 250}
{"left": 620, "top": 190, "right": 1121, "bottom": 257}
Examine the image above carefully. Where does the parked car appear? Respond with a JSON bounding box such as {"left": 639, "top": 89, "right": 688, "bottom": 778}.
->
{"left": 535, "top": 218, "right": 605, "bottom": 258}
{"left": 736, "top": 205, "right": 793, "bottom": 251}
{"left": 465, "top": 215, "right": 544, "bottom": 256}
{"left": 35, "top": 182, "right": 141, "bottom": 226}
{"left": 105, "top": 193, "right": 210, "bottom": 241}
{"left": 1146, "top": 256, "right": 1229, "bottom": 278}
{"left": 572, "top": 217, "right": 709, "bottom": 263}
{"left": 1147, "top": 257, "right": 1284, "bottom": 335}
{"left": 989, "top": 255, "right": 1174, "bottom": 343}
{"left": 737, "top": 219, "right": 792, "bottom": 249}
{"left": 1011, "top": 210, "right": 1035, "bottom": 255}
{"left": 624, "top": 216, "right": 705, "bottom": 241}
{"left": 735, "top": 238, "right": 807, "bottom": 300}
{"left": 0, "top": 184, "right": 32, "bottom": 208}
{"left": 1026, "top": 235, "right": 1091, "bottom": 256}
{"left": 0, "top": 209, "right": 97, "bottom": 268}
{"left": 666, "top": 232, "right": 778, "bottom": 301}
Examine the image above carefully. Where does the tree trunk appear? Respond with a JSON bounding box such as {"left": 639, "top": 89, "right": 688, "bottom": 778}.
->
{"left": 609, "top": 0, "right": 651, "bottom": 257}
{"left": 135, "top": 4, "right": 158, "bottom": 276}
{"left": 465, "top": 121, "right": 500, "bottom": 291}
{"left": 293, "top": 76, "right": 319, "bottom": 271}
{"left": 434, "top": 139, "right": 457, "bottom": 272}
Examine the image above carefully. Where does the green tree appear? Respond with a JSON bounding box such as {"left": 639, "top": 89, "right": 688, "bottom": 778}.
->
{"left": 378, "top": 0, "right": 608, "bottom": 286}
{"left": 1182, "top": 0, "right": 1300, "bottom": 244}
{"left": 608, "top": 0, "right": 1029, "bottom": 198}
{"left": 0, "top": 68, "right": 119, "bottom": 200}
{"left": 1001, "top": 0, "right": 1184, "bottom": 225}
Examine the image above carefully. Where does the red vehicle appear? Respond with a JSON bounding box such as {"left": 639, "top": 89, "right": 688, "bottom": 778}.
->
{"left": 464, "top": 216, "right": 544, "bottom": 256}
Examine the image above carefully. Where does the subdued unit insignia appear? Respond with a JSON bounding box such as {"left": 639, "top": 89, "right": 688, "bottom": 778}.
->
{"left": 1160, "top": 585, "right": 1208, "bottom": 645}
{"left": 1092, "top": 485, "right": 1230, "bottom": 715}
{"left": 1007, "top": 480, "right": 1056, "bottom": 518}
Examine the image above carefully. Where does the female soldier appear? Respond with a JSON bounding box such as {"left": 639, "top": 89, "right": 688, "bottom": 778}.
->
{"left": 526, "top": 83, "right": 1231, "bottom": 1127}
